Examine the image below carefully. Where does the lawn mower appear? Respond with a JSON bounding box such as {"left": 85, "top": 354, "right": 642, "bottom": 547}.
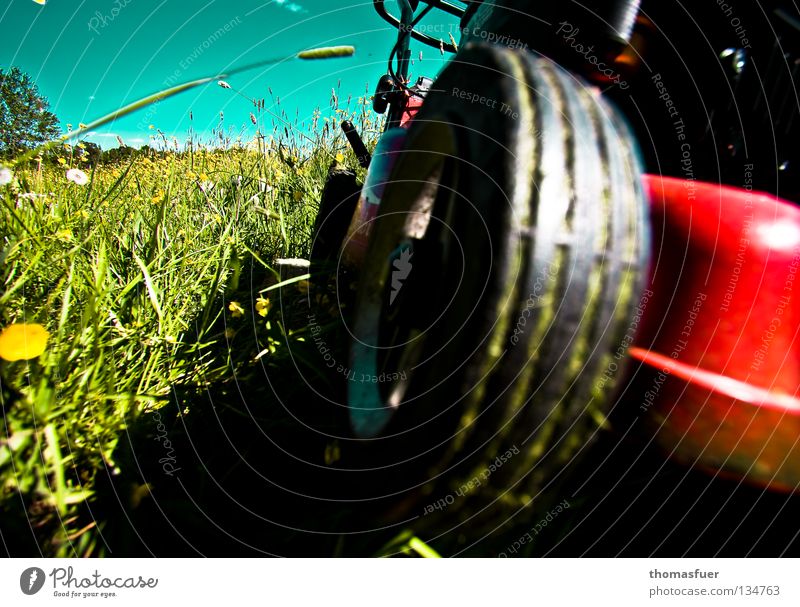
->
{"left": 309, "top": 0, "right": 800, "bottom": 529}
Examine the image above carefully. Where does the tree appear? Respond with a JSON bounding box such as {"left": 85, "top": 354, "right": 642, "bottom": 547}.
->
{"left": 102, "top": 145, "right": 137, "bottom": 164}
{"left": 78, "top": 141, "right": 102, "bottom": 166}
{"left": 0, "top": 67, "right": 60, "bottom": 158}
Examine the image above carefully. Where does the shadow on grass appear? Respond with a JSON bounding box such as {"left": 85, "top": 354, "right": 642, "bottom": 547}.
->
{"left": 7, "top": 257, "right": 799, "bottom": 557}
{"left": 82, "top": 260, "right": 439, "bottom": 556}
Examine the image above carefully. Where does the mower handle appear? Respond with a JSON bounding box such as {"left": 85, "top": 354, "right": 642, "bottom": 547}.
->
{"left": 373, "top": 0, "right": 464, "bottom": 53}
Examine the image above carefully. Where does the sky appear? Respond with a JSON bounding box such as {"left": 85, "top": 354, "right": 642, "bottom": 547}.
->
{"left": 0, "top": 0, "right": 459, "bottom": 148}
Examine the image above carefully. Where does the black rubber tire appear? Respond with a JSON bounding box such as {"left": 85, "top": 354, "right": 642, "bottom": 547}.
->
{"left": 309, "top": 166, "right": 362, "bottom": 275}
{"left": 348, "top": 42, "right": 649, "bottom": 512}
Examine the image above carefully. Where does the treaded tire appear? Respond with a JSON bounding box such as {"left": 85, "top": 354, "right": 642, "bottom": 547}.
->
{"left": 348, "top": 42, "right": 649, "bottom": 516}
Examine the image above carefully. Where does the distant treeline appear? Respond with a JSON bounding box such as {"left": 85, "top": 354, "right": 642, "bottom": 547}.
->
{"left": 40, "top": 142, "right": 194, "bottom": 167}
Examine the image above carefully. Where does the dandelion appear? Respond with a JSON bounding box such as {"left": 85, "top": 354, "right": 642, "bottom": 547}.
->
{"left": 151, "top": 190, "right": 165, "bottom": 204}
{"left": 0, "top": 166, "right": 12, "bottom": 185}
{"left": 228, "top": 301, "right": 245, "bottom": 318}
{"left": 66, "top": 168, "right": 89, "bottom": 185}
{"left": 293, "top": 190, "right": 303, "bottom": 203}
{"left": 217, "top": 80, "right": 231, "bottom": 89}
{"left": 0, "top": 323, "right": 49, "bottom": 361}
{"left": 335, "top": 152, "right": 344, "bottom": 163}
{"left": 255, "top": 296, "right": 271, "bottom": 317}
{"left": 57, "top": 157, "right": 66, "bottom": 165}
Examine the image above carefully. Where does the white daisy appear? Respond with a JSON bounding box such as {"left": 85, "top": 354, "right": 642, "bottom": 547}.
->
{"left": 66, "top": 168, "right": 89, "bottom": 186}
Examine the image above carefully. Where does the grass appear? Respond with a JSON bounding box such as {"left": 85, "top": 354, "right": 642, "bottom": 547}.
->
{"left": 0, "top": 92, "right": 391, "bottom": 556}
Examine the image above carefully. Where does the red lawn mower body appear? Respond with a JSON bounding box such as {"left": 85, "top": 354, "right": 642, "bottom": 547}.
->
{"left": 633, "top": 175, "right": 800, "bottom": 491}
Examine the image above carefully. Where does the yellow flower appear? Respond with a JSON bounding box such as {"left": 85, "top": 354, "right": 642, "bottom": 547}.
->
{"left": 293, "top": 190, "right": 303, "bottom": 203}
{"left": 255, "top": 296, "right": 271, "bottom": 317}
{"left": 57, "top": 157, "right": 66, "bottom": 165}
{"left": 151, "top": 190, "right": 165, "bottom": 204}
{"left": 335, "top": 152, "right": 344, "bottom": 163}
{"left": 198, "top": 172, "right": 209, "bottom": 181}
{"left": 0, "top": 323, "right": 49, "bottom": 361}
{"left": 324, "top": 441, "right": 341, "bottom": 465}
{"left": 228, "top": 301, "right": 245, "bottom": 318}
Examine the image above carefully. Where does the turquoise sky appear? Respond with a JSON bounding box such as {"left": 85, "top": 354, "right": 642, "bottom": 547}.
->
{"left": 1, "top": 0, "right": 458, "bottom": 148}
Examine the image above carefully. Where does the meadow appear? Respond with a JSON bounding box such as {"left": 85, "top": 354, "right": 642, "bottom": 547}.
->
{"left": 0, "top": 95, "right": 415, "bottom": 556}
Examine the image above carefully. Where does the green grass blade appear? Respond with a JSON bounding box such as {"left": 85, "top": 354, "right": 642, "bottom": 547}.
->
{"left": 258, "top": 273, "right": 310, "bottom": 293}
{"left": 133, "top": 252, "right": 164, "bottom": 324}
{"left": 44, "top": 424, "right": 67, "bottom": 516}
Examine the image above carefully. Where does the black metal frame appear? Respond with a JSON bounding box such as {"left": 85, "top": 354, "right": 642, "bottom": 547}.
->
{"left": 373, "top": 0, "right": 467, "bottom": 53}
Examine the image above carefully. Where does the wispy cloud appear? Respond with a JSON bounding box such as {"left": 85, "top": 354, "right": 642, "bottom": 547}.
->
{"left": 274, "top": 0, "right": 306, "bottom": 14}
